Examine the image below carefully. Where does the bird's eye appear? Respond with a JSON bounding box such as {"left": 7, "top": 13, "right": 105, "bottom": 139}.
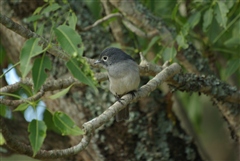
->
{"left": 102, "top": 56, "right": 108, "bottom": 61}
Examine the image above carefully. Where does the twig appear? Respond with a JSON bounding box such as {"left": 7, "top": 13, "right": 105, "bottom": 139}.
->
{"left": 0, "top": 89, "right": 44, "bottom": 106}
{"left": 0, "top": 13, "right": 68, "bottom": 60}
{"left": 82, "top": 13, "right": 122, "bottom": 31}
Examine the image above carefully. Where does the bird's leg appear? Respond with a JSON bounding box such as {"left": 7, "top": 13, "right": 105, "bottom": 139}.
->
{"left": 114, "top": 94, "right": 129, "bottom": 122}
{"left": 115, "top": 90, "right": 137, "bottom": 104}
{"left": 114, "top": 95, "right": 124, "bottom": 105}
{"left": 126, "top": 90, "right": 137, "bottom": 99}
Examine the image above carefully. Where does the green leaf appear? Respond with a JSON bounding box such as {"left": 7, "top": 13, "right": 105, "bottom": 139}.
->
{"left": 41, "top": 3, "right": 61, "bottom": 14}
{"left": 20, "top": 83, "right": 33, "bottom": 96}
{"left": 224, "top": 59, "right": 240, "bottom": 79}
{"left": 36, "top": 23, "right": 45, "bottom": 35}
{"left": 0, "top": 44, "right": 6, "bottom": 65}
{"left": 0, "top": 133, "right": 5, "bottom": 145}
{"left": 49, "top": 84, "right": 74, "bottom": 99}
{"left": 232, "top": 19, "right": 240, "bottom": 36}
{"left": 68, "top": 12, "right": 77, "bottom": 30}
{"left": 66, "top": 59, "right": 97, "bottom": 91}
{"left": 214, "top": 1, "right": 229, "bottom": 28}
{"left": 143, "top": 36, "right": 160, "bottom": 55}
{"left": 32, "top": 55, "right": 51, "bottom": 92}
{"left": 188, "top": 11, "right": 201, "bottom": 29}
{"left": 28, "top": 120, "right": 47, "bottom": 156}
{"left": 33, "top": 6, "right": 44, "bottom": 15}
{"left": 53, "top": 111, "right": 84, "bottom": 136}
{"left": 43, "top": 109, "right": 61, "bottom": 133}
{"left": 0, "top": 104, "right": 7, "bottom": 117}
{"left": 176, "top": 34, "right": 189, "bottom": 49}
{"left": 182, "top": 23, "right": 190, "bottom": 36}
{"left": 203, "top": 8, "right": 213, "bottom": 32}
{"left": 14, "top": 103, "right": 29, "bottom": 112}
{"left": 84, "top": 0, "right": 101, "bottom": 19}
{"left": 26, "top": 15, "right": 42, "bottom": 23}
{"left": 171, "top": 3, "right": 179, "bottom": 20}
{"left": 224, "top": 37, "right": 240, "bottom": 47}
{"left": 226, "top": 1, "right": 235, "bottom": 10}
{"left": 54, "top": 25, "right": 83, "bottom": 56}
{"left": 207, "top": 18, "right": 222, "bottom": 43}
{"left": 20, "top": 38, "right": 44, "bottom": 79}
{"left": 0, "top": 92, "right": 22, "bottom": 99}
{"left": 162, "top": 47, "right": 177, "bottom": 62}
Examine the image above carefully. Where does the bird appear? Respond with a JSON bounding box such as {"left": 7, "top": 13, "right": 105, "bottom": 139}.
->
{"left": 94, "top": 47, "right": 140, "bottom": 122}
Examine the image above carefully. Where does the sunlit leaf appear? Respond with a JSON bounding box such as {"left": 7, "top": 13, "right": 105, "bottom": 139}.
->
{"left": 20, "top": 38, "right": 44, "bottom": 79}
{"left": 53, "top": 111, "right": 84, "bottom": 136}
{"left": 49, "top": 84, "right": 74, "bottom": 99}
{"left": 0, "top": 133, "right": 5, "bottom": 145}
{"left": 203, "top": 8, "right": 213, "bottom": 32}
{"left": 32, "top": 55, "right": 51, "bottom": 92}
{"left": 28, "top": 120, "right": 47, "bottom": 156}
{"left": 214, "top": 1, "right": 229, "bottom": 28}
{"left": 54, "top": 25, "right": 83, "bottom": 57}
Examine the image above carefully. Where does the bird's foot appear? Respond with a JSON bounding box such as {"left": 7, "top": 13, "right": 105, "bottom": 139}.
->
{"left": 115, "top": 95, "right": 124, "bottom": 105}
{"left": 115, "top": 90, "right": 137, "bottom": 104}
{"left": 126, "top": 90, "right": 137, "bottom": 98}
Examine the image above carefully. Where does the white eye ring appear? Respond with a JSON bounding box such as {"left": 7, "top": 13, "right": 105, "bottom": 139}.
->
{"left": 102, "top": 56, "right": 108, "bottom": 61}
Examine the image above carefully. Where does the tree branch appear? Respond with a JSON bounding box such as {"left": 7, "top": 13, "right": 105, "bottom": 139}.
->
{"left": 1, "top": 116, "right": 91, "bottom": 159}
{"left": 1, "top": 10, "right": 239, "bottom": 159}
{"left": 0, "top": 13, "right": 68, "bottom": 60}
{"left": 83, "top": 63, "right": 181, "bottom": 132}
{"left": 1, "top": 63, "right": 181, "bottom": 159}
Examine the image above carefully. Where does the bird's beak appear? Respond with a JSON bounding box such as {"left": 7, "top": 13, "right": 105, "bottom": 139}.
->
{"left": 94, "top": 59, "right": 101, "bottom": 64}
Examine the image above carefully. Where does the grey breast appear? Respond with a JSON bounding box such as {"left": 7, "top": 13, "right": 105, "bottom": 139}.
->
{"left": 107, "top": 59, "right": 140, "bottom": 96}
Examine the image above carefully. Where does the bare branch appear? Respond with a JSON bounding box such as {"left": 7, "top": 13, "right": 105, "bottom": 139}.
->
{"left": 168, "top": 73, "right": 240, "bottom": 104}
{"left": 83, "top": 63, "right": 181, "bottom": 133}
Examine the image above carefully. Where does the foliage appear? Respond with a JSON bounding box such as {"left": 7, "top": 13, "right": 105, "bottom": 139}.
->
{"left": 0, "top": 0, "right": 239, "bottom": 159}
{"left": 1, "top": 1, "right": 97, "bottom": 155}
{"left": 141, "top": 0, "right": 240, "bottom": 80}
{"left": 28, "top": 120, "right": 47, "bottom": 157}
